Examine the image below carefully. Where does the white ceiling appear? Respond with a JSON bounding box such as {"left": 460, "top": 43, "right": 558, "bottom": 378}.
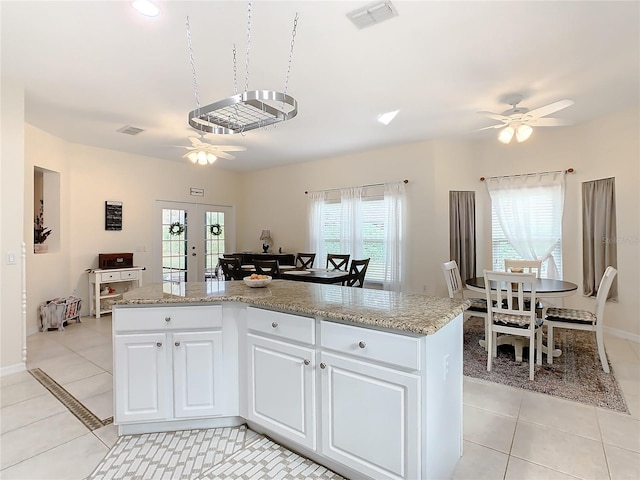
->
{"left": 2, "top": 1, "right": 639, "bottom": 172}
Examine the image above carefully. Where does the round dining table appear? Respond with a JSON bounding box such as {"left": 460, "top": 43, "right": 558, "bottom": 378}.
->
{"left": 464, "top": 276, "right": 578, "bottom": 361}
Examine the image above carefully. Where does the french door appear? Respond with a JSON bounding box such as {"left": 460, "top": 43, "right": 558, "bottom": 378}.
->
{"left": 154, "top": 201, "right": 235, "bottom": 283}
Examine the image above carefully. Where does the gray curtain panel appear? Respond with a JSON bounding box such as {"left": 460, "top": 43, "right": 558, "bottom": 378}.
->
{"left": 582, "top": 177, "right": 618, "bottom": 299}
{"left": 449, "top": 191, "right": 476, "bottom": 283}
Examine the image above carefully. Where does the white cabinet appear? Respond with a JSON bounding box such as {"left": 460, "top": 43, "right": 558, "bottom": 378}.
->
{"left": 113, "top": 305, "right": 225, "bottom": 426}
{"left": 319, "top": 321, "right": 421, "bottom": 480}
{"left": 245, "top": 307, "right": 316, "bottom": 450}
{"left": 88, "top": 267, "right": 144, "bottom": 318}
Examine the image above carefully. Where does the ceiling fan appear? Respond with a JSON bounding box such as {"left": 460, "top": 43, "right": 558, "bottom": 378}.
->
{"left": 478, "top": 94, "right": 574, "bottom": 144}
{"left": 174, "top": 135, "right": 247, "bottom": 164}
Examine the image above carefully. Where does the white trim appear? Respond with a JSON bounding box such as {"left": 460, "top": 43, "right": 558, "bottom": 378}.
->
{"left": 604, "top": 326, "right": 640, "bottom": 343}
{"left": 1, "top": 363, "right": 27, "bottom": 377}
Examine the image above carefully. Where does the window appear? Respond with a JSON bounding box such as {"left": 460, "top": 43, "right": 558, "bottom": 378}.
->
{"left": 489, "top": 177, "right": 564, "bottom": 279}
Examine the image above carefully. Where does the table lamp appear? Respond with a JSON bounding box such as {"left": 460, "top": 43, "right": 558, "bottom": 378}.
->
{"left": 260, "top": 230, "right": 272, "bottom": 253}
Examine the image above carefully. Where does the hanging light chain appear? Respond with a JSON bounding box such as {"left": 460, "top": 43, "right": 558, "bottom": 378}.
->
{"left": 243, "top": 1, "right": 252, "bottom": 94}
{"left": 185, "top": 16, "right": 201, "bottom": 111}
{"left": 283, "top": 13, "right": 299, "bottom": 100}
{"left": 232, "top": 44, "right": 238, "bottom": 95}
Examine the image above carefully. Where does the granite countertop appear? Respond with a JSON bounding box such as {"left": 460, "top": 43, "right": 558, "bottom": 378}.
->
{"left": 117, "top": 280, "right": 469, "bottom": 336}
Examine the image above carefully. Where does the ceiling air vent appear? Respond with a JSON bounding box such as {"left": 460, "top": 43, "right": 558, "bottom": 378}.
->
{"left": 347, "top": 1, "right": 398, "bottom": 29}
{"left": 117, "top": 125, "right": 145, "bottom": 135}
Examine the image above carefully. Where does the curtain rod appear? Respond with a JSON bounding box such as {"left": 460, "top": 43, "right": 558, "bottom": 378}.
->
{"left": 480, "top": 168, "right": 574, "bottom": 182}
{"left": 305, "top": 179, "right": 408, "bottom": 195}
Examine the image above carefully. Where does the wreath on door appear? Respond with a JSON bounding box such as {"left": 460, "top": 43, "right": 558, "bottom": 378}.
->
{"left": 210, "top": 223, "right": 223, "bottom": 236}
{"left": 169, "top": 222, "right": 185, "bottom": 236}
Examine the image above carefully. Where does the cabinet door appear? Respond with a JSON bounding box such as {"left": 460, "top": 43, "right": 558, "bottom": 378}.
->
{"left": 114, "top": 333, "right": 170, "bottom": 423}
{"left": 320, "top": 352, "right": 420, "bottom": 480}
{"left": 173, "top": 331, "right": 224, "bottom": 418}
{"left": 247, "top": 334, "right": 316, "bottom": 450}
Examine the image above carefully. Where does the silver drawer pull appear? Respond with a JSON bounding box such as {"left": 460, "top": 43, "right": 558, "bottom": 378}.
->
{"left": 175, "top": 341, "right": 181, "bottom": 347}
{"left": 320, "top": 362, "right": 326, "bottom": 369}
{"left": 358, "top": 341, "right": 366, "bottom": 349}
{"left": 271, "top": 322, "right": 278, "bottom": 328}
{"left": 165, "top": 316, "right": 171, "bottom": 322}
{"left": 303, "top": 359, "right": 310, "bottom": 365}
{"left": 156, "top": 342, "right": 162, "bottom": 347}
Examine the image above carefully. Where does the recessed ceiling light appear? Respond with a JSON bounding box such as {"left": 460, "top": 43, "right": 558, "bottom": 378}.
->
{"left": 377, "top": 110, "right": 399, "bottom": 125}
{"left": 132, "top": 0, "right": 160, "bottom": 17}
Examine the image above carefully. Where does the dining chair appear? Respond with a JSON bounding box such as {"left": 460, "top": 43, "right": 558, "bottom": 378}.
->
{"left": 218, "top": 257, "right": 244, "bottom": 281}
{"left": 295, "top": 253, "right": 316, "bottom": 269}
{"left": 346, "top": 258, "right": 370, "bottom": 287}
{"left": 505, "top": 259, "right": 543, "bottom": 277}
{"left": 254, "top": 259, "right": 280, "bottom": 277}
{"left": 441, "top": 260, "right": 489, "bottom": 328}
{"left": 484, "top": 270, "right": 543, "bottom": 381}
{"left": 327, "top": 254, "right": 350, "bottom": 271}
{"left": 544, "top": 266, "right": 617, "bottom": 373}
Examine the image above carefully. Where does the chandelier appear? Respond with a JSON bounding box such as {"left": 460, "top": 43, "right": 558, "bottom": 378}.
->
{"left": 186, "top": 2, "right": 299, "bottom": 135}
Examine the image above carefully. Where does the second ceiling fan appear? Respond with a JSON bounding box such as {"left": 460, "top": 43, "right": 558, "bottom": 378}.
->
{"left": 478, "top": 94, "right": 574, "bottom": 144}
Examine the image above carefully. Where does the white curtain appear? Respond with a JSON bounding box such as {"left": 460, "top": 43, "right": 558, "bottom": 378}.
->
{"left": 486, "top": 172, "right": 565, "bottom": 279}
{"left": 339, "top": 187, "right": 364, "bottom": 260}
{"left": 383, "top": 182, "right": 406, "bottom": 291}
{"left": 308, "top": 191, "right": 327, "bottom": 264}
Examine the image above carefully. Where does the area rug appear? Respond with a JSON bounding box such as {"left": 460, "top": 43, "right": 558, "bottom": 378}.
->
{"left": 463, "top": 317, "right": 629, "bottom": 413}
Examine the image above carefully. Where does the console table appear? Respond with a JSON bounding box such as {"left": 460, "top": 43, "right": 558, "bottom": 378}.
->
{"left": 88, "top": 267, "right": 144, "bottom": 318}
{"left": 232, "top": 252, "right": 295, "bottom": 266}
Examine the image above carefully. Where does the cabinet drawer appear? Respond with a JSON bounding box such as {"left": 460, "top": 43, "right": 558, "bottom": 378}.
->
{"left": 101, "top": 271, "right": 121, "bottom": 281}
{"left": 247, "top": 307, "right": 315, "bottom": 345}
{"left": 114, "top": 305, "right": 222, "bottom": 332}
{"left": 320, "top": 321, "right": 421, "bottom": 371}
{"left": 120, "top": 270, "right": 139, "bottom": 280}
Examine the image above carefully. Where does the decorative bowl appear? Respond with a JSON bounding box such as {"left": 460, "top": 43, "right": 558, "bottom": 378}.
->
{"left": 243, "top": 275, "right": 272, "bottom": 288}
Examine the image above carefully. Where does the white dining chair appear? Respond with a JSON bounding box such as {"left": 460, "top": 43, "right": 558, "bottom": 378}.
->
{"left": 505, "top": 259, "right": 543, "bottom": 277}
{"left": 544, "top": 266, "right": 617, "bottom": 373}
{"left": 484, "top": 270, "right": 543, "bottom": 381}
{"left": 441, "top": 261, "right": 488, "bottom": 322}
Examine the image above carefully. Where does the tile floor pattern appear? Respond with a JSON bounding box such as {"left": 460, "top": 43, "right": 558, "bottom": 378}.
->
{"left": 0, "top": 315, "right": 638, "bottom": 479}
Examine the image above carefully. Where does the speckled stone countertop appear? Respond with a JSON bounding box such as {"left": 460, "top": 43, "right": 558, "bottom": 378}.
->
{"left": 117, "top": 280, "right": 469, "bottom": 336}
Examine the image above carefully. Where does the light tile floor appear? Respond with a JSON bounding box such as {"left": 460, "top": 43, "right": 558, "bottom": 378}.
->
{"left": 0, "top": 316, "right": 638, "bottom": 480}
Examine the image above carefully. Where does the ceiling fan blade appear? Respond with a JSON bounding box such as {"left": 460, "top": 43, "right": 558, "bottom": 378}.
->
{"left": 209, "top": 145, "right": 247, "bottom": 152}
{"left": 529, "top": 118, "right": 573, "bottom": 127}
{"left": 169, "top": 145, "right": 192, "bottom": 149}
{"left": 477, "top": 124, "right": 505, "bottom": 131}
{"left": 477, "top": 111, "right": 509, "bottom": 122}
{"left": 214, "top": 151, "right": 236, "bottom": 160}
{"left": 527, "top": 99, "right": 574, "bottom": 118}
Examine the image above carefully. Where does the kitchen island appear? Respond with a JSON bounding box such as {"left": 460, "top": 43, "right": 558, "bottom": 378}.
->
{"left": 113, "top": 280, "right": 468, "bottom": 480}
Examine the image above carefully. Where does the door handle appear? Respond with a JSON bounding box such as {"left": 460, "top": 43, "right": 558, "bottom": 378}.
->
{"left": 192, "top": 253, "right": 197, "bottom": 256}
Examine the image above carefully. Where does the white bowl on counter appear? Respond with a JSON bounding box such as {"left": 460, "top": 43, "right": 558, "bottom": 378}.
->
{"left": 243, "top": 275, "right": 272, "bottom": 288}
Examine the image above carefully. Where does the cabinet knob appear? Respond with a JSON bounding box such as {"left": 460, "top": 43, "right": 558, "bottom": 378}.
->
{"left": 165, "top": 317, "right": 171, "bottom": 322}
{"left": 271, "top": 322, "right": 278, "bottom": 328}
{"left": 358, "top": 341, "right": 366, "bottom": 349}
{"left": 320, "top": 362, "right": 326, "bottom": 369}
{"left": 303, "top": 359, "right": 310, "bottom": 365}
{"left": 156, "top": 342, "right": 162, "bottom": 347}
{"left": 175, "top": 341, "right": 180, "bottom": 347}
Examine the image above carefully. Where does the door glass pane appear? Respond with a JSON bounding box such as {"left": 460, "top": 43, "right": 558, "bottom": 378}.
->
{"left": 205, "top": 211, "right": 225, "bottom": 279}
{"left": 162, "top": 208, "right": 188, "bottom": 282}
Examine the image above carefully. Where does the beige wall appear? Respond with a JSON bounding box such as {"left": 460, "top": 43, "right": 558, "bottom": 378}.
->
{"left": 1, "top": 78, "right": 26, "bottom": 374}
{"left": 240, "top": 107, "right": 640, "bottom": 338}
{"left": 22, "top": 125, "right": 243, "bottom": 337}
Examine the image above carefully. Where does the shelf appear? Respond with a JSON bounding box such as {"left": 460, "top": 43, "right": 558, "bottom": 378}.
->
{"left": 99, "top": 293, "right": 122, "bottom": 299}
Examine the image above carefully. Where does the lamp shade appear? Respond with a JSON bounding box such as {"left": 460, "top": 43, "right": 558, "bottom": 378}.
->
{"left": 516, "top": 124, "right": 533, "bottom": 143}
{"left": 260, "top": 230, "right": 272, "bottom": 241}
{"left": 498, "top": 126, "right": 515, "bottom": 144}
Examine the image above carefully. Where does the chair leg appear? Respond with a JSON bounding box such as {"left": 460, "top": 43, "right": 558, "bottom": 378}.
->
{"left": 547, "top": 323, "right": 554, "bottom": 365}
{"left": 492, "top": 332, "right": 498, "bottom": 358}
{"left": 529, "top": 335, "right": 535, "bottom": 380}
{"left": 487, "top": 327, "right": 493, "bottom": 373}
{"left": 536, "top": 329, "right": 543, "bottom": 365}
{"left": 483, "top": 315, "right": 489, "bottom": 351}
{"left": 596, "top": 328, "right": 610, "bottom": 374}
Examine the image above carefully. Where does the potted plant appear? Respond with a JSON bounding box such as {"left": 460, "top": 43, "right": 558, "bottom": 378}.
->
{"left": 34, "top": 199, "right": 51, "bottom": 252}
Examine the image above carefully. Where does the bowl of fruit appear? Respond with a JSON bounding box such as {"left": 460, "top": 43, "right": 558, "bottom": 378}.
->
{"left": 243, "top": 274, "right": 272, "bottom": 288}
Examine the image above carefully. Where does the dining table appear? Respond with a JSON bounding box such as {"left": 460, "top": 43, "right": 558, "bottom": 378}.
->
{"left": 280, "top": 268, "right": 352, "bottom": 285}
{"left": 465, "top": 276, "right": 578, "bottom": 361}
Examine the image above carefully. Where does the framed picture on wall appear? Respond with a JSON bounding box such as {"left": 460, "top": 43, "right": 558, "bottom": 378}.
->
{"left": 105, "top": 201, "right": 123, "bottom": 230}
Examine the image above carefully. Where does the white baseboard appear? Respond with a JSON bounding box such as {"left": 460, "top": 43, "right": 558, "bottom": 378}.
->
{"left": 604, "top": 326, "right": 640, "bottom": 344}
{"left": 1, "top": 363, "right": 27, "bottom": 377}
